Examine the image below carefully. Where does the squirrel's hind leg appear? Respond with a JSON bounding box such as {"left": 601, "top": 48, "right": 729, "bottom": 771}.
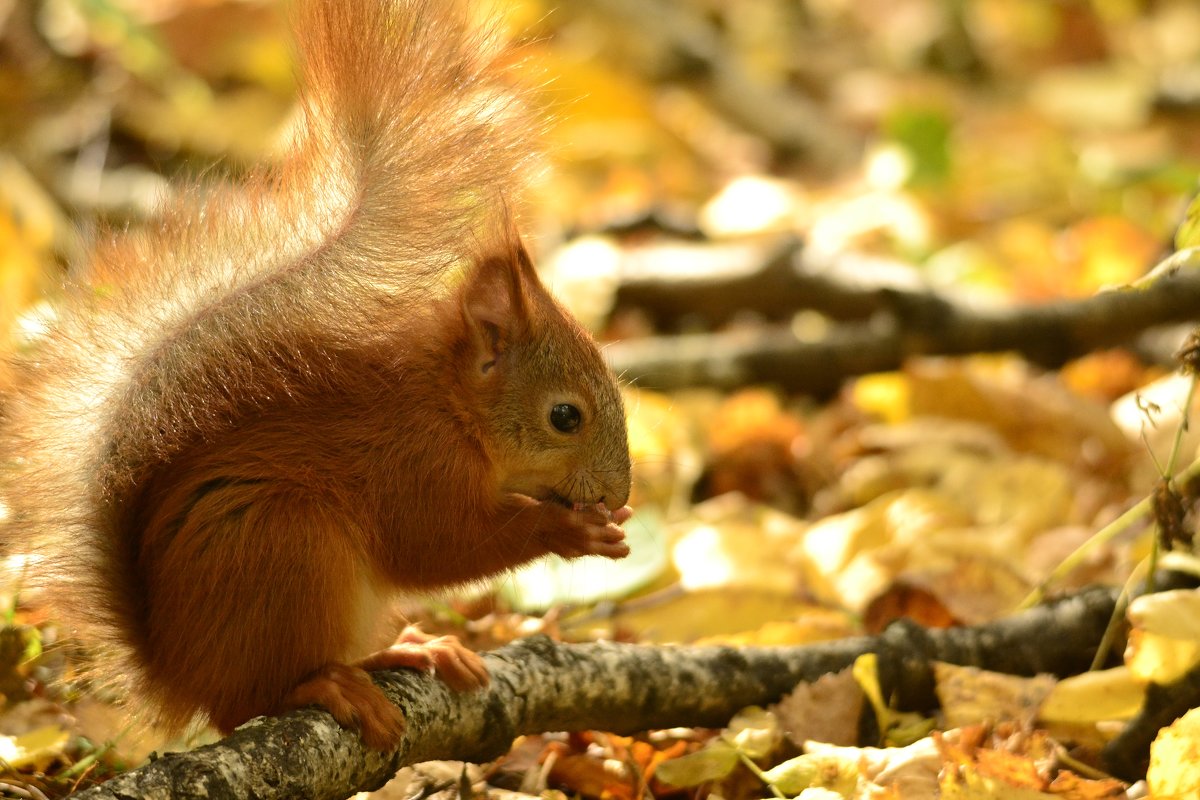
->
{"left": 280, "top": 663, "right": 406, "bottom": 750}
{"left": 137, "top": 475, "right": 379, "bottom": 742}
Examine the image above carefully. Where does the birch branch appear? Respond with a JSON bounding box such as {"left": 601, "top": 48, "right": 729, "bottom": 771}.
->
{"left": 72, "top": 586, "right": 1119, "bottom": 800}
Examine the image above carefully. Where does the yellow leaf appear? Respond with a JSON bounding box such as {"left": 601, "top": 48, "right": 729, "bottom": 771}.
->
{"left": 906, "top": 359, "right": 1132, "bottom": 470}
{"left": 707, "top": 613, "right": 857, "bottom": 648}
{"left": 941, "top": 768, "right": 1058, "bottom": 799}
{"left": 1129, "top": 588, "right": 1200, "bottom": 641}
{"left": 795, "top": 488, "right": 974, "bottom": 613}
{"left": 1175, "top": 194, "right": 1200, "bottom": 252}
{"left": 1148, "top": 706, "right": 1200, "bottom": 799}
{"left": 934, "top": 663, "right": 1056, "bottom": 728}
{"left": 725, "top": 706, "right": 781, "bottom": 760}
{"left": 672, "top": 496, "right": 806, "bottom": 595}
{"left": 614, "top": 586, "right": 820, "bottom": 644}
{"left": 853, "top": 653, "right": 935, "bottom": 746}
{"left": 852, "top": 372, "right": 912, "bottom": 425}
{"left": 761, "top": 750, "right": 860, "bottom": 797}
{"left": 1127, "top": 590, "right": 1200, "bottom": 684}
{"left": 1038, "top": 667, "right": 1142, "bottom": 723}
{"left": 1126, "top": 627, "right": 1200, "bottom": 686}
{"left": 0, "top": 724, "right": 69, "bottom": 771}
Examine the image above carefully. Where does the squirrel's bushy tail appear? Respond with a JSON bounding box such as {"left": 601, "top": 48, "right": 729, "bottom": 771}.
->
{"left": 290, "top": 0, "right": 535, "bottom": 273}
{"left": 1, "top": 0, "right": 533, "bottom": 725}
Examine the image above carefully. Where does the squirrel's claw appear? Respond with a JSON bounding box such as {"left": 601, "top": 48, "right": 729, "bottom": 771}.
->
{"left": 282, "top": 662, "right": 407, "bottom": 751}
{"left": 358, "top": 627, "right": 489, "bottom": 692}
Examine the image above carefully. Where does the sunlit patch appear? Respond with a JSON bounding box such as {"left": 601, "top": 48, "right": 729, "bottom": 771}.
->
{"left": 13, "top": 301, "right": 55, "bottom": 345}
{"left": 699, "top": 175, "right": 803, "bottom": 238}
{"left": 864, "top": 142, "right": 913, "bottom": 190}
{"left": 542, "top": 236, "right": 622, "bottom": 329}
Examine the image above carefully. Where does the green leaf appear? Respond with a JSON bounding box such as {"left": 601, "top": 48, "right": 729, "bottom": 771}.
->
{"left": 1175, "top": 194, "right": 1200, "bottom": 252}
{"left": 655, "top": 740, "right": 740, "bottom": 787}
{"left": 883, "top": 106, "right": 952, "bottom": 187}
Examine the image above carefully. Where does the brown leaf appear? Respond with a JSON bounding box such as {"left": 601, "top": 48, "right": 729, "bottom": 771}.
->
{"left": 772, "top": 668, "right": 863, "bottom": 748}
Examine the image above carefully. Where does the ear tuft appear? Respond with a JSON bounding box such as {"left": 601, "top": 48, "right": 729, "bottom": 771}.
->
{"left": 461, "top": 239, "right": 539, "bottom": 375}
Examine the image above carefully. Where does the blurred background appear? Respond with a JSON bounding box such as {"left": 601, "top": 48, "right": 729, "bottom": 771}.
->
{"left": 1, "top": 0, "right": 1200, "bottom": 792}
{"left": 1, "top": 0, "right": 1197, "bottom": 317}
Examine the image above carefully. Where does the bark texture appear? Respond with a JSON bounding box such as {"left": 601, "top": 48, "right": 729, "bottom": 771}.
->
{"left": 72, "top": 586, "right": 1119, "bottom": 799}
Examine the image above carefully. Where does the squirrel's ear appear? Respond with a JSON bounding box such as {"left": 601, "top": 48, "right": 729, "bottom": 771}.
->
{"left": 461, "top": 243, "right": 537, "bottom": 375}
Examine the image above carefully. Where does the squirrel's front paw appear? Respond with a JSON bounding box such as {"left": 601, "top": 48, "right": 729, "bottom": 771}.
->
{"left": 549, "top": 502, "right": 631, "bottom": 560}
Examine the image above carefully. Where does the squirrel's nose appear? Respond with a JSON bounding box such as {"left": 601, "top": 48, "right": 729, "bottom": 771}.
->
{"left": 601, "top": 482, "right": 631, "bottom": 509}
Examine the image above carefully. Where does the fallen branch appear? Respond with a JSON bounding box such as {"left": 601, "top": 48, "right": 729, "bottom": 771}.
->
{"left": 612, "top": 238, "right": 920, "bottom": 329}
{"left": 73, "top": 586, "right": 1120, "bottom": 800}
{"left": 609, "top": 252, "right": 1200, "bottom": 394}
{"left": 1104, "top": 658, "right": 1200, "bottom": 781}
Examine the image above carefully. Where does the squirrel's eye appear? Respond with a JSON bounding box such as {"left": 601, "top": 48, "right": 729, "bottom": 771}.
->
{"left": 550, "top": 403, "right": 582, "bottom": 433}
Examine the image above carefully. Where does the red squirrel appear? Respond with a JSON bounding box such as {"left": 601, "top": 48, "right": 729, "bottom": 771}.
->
{"left": 0, "top": 0, "right": 632, "bottom": 750}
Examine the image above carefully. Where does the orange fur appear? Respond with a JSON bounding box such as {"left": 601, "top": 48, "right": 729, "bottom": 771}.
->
{"left": 1, "top": 0, "right": 631, "bottom": 750}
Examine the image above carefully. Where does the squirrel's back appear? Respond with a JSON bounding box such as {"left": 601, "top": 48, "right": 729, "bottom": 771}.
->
{"left": 2, "top": 0, "right": 536, "bottom": 707}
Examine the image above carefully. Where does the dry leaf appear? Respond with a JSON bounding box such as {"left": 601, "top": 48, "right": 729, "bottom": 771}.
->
{"left": 1147, "top": 706, "right": 1200, "bottom": 799}
{"left": 0, "top": 724, "right": 69, "bottom": 771}
{"left": 1045, "top": 770, "right": 1126, "bottom": 799}
{"left": 773, "top": 668, "right": 864, "bottom": 749}
{"left": 760, "top": 748, "right": 861, "bottom": 797}
{"left": 1127, "top": 589, "right": 1200, "bottom": 684}
{"left": 654, "top": 740, "right": 739, "bottom": 788}
{"left": 1038, "top": 667, "right": 1143, "bottom": 724}
{"left": 934, "top": 663, "right": 1057, "bottom": 729}
{"left": 906, "top": 359, "right": 1133, "bottom": 472}
{"left": 726, "top": 706, "right": 782, "bottom": 760}
{"left": 672, "top": 494, "right": 806, "bottom": 594}
{"left": 614, "top": 587, "right": 819, "bottom": 644}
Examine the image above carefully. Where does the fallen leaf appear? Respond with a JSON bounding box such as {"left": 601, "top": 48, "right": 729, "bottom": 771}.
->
{"left": 502, "top": 511, "right": 668, "bottom": 611}
{"left": 1125, "top": 626, "right": 1200, "bottom": 687}
{"left": 0, "top": 724, "right": 69, "bottom": 771}
{"left": 795, "top": 488, "right": 969, "bottom": 612}
{"left": 854, "top": 653, "right": 936, "bottom": 746}
{"left": 1126, "top": 589, "right": 1200, "bottom": 684}
{"left": 1045, "top": 770, "right": 1126, "bottom": 799}
{"left": 725, "top": 706, "right": 781, "bottom": 760}
{"left": 1038, "top": 667, "right": 1142, "bottom": 724}
{"left": 672, "top": 495, "right": 806, "bottom": 594}
{"left": 1176, "top": 195, "right": 1200, "bottom": 251}
{"left": 863, "top": 582, "right": 959, "bottom": 632}
{"left": 803, "top": 738, "right": 942, "bottom": 798}
{"left": 906, "top": 359, "right": 1133, "bottom": 473}
{"left": 614, "top": 587, "right": 821, "bottom": 644}
{"left": 654, "top": 740, "right": 739, "bottom": 788}
{"left": 934, "top": 663, "right": 1057, "bottom": 729}
{"left": 773, "top": 668, "right": 864, "bottom": 749}
{"left": 1128, "top": 588, "right": 1200, "bottom": 640}
{"left": 760, "top": 749, "right": 860, "bottom": 797}
{"left": 973, "top": 747, "right": 1045, "bottom": 789}
{"left": 1147, "top": 706, "right": 1200, "bottom": 799}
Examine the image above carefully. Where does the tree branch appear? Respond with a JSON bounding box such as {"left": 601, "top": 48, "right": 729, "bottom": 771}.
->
{"left": 73, "top": 587, "right": 1120, "bottom": 800}
{"left": 609, "top": 250, "right": 1200, "bottom": 394}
